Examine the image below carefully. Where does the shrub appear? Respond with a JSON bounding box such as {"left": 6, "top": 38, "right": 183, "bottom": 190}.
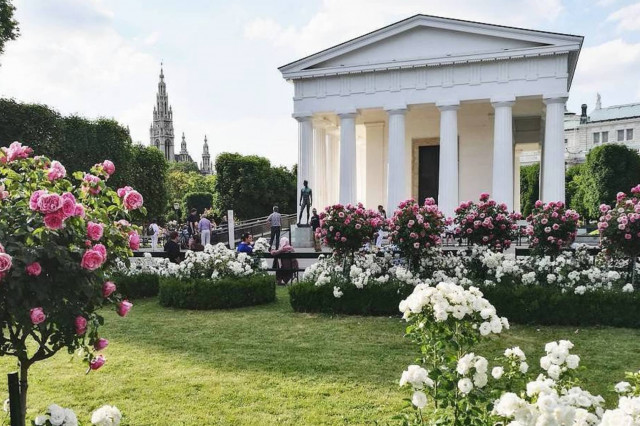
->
{"left": 110, "top": 273, "right": 159, "bottom": 298}
{"left": 388, "top": 198, "right": 445, "bottom": 269}
{"left": 317, "top": 203, "right": 384, "bottom": 257}
{"left": 525, "top": 200, "right": 579, "bottom": 256}
{"left": 480, "top": 284, "right": 640, "bottom": 328}
{"left": 158, "top": 274, "right": 275, "bottom": 309}
{"left": 598, "top": 185, "right": 640, "bottom": 260}
{"left": 182, "top": 191, "right": 213, "bottom": 215}
{"left": 288, "top": 280, "right": 413, "bottom": 316}
{"left": 454, "top": 193, "right": 520, "bottom": 251}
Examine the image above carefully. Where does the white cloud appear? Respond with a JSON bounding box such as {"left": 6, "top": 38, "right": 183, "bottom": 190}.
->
{"left": 244, "top": 0, "right": 564, "bottom": 57}
{"left": 607, "top": 3, "right": 640, "bottom": 32}
{"left": 570, "top": 39, "right": 640, "bottom": 109}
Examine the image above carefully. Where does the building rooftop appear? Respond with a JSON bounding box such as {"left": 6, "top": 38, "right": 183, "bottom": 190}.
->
{"left": 589, "top": 102, "right": 640, "bottom": 123}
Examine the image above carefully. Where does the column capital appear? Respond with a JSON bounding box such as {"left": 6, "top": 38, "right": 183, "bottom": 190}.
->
{"left": 491, "top": 96, "right": 516, "bottom": 108}
{"left": 293, "top": 112, "right": 313, "bottom": 122}
{"left": 337, "top": 108, "right": 358, "bottom": 119}
{"left": 384, "top": 104, "right": 407, "bottom": 115}
{"left": 543, "top": 93, "right": 569, "bottom": 105}
{"left": 436, "top": 101, "right": 460, "bottom": 111}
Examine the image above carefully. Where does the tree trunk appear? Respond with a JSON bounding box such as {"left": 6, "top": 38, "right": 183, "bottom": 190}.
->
{"left": 19, "top": 362, "right": 28, "bottom": 426}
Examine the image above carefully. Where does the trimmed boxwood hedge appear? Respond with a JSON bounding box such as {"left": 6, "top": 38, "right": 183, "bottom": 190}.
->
{"left": 289, "top": 280, "right": 413, "bottom": 316}
{"left": 158, "top": 274, "right": 275, "bottom": 310}
{"left": 111, "top": 273, "right": 160, "bottom": 299}
{"left": 481, "top": 285, "right": 640, "bottom": 328}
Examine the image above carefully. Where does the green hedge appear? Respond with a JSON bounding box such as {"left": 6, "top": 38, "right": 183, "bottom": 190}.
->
{"left": 481, "top": 285, "right": 640, "bottom": 328}
{"left": 289, "top": 280, "right": 413, "bottom": 316}
{"left": 112, "top": 273, "right": 160, "bottom": 299}
{"left": 158, "top": 274, "right": 275, "bottom": 309}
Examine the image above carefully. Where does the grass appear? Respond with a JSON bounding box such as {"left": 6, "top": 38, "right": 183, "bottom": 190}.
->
{"left": 0, "top": 287, "right": 639, "bottom": 425}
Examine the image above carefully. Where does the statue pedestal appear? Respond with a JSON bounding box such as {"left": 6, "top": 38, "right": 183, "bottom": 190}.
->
{"left": 290, "top": 225, "right": 314, "bottom": 248}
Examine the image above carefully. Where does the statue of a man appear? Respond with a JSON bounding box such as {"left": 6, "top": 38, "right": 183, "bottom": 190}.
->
{"left": 298, "top": 180, "right": 313, "bottom": 225}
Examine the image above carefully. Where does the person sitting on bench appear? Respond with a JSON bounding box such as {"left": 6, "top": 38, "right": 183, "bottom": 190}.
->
{"left": 270, "top": 237, "right": 297, "bottom": 285}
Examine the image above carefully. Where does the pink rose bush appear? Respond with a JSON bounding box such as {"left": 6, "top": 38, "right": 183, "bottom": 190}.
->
{"left": 317, "top": 203, "right": 384, "bottom": 257}
{"left": 0, "top": 142, "right": 145, "bottom": 421}
{"left": 389, "top": 198, "right": 446, "bottom": 269}
{"left": 598, "top": 185, "right": 640, "bottom": 261}
{"left": 526, "top": 200, "right": 580, "bottom": 256}
{"left": 454, "top": 193, "right": 521, "bottom": 251}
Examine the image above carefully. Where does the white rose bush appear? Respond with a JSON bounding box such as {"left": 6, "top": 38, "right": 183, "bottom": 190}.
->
{"left": 31, "top": 404, "right": 122, "bottom": 426}
{"left": 396, "top": 282, "right": 640, "bottom": 425}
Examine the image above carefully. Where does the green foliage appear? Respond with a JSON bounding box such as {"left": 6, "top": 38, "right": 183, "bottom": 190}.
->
{"left": 582, "top": 144, "right": 640, "bottom": 219}
{"left": 183, "top": 192, "right": 213, "bottom": 215}
{"left": 168, "top": 161, "right": 200, "bottom": 174}
{"left": 126, "top": 145, "right": 168, "bottom": 221}
{"left": 111, "top": 273, "right": 159, "bottom": 299}
{"left": 0, "top": 0, "right": 19, "bottom": 57}
{"left": 519, "top": 163, "right": 539, "bottom": 216}
{"left": 481, "top": 284, "right": 640, "bottom": 327}
{"left": 214, "top": 153, "right": 296, "bottom": 219}
{"left": 158, "top": 275, "right": 275, "bottom": 309}
{"left": 288, "top": 280, "right": 413, "bottom": 315}
{"left": 566, "top": 164, "right": 590, "bottom": 220}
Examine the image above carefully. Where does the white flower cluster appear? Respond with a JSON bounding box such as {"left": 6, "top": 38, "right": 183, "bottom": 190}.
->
{"left": 252, "top": 237, "right": 270, "bottom": 253}
{"left": 399, "top": 365, "right": 434, "bottom": 409}
{"left": 90, "top": 404, "right": 122, "bottom": 426}
{"left": 399, "top": 282, "right": 509, "bottom": 336}
{"left": 539, "top": 340, "right": 581, "bottom": 380}
{"left": 600, "top": 396, "right": 640, "bottom": 425}
{"left": 457, "top": 353, "right": 489, "bottom": 393}
{"left": 34, "top": 404, "right": 78, "bottom": 426}
{"left": 504, "top": 346, "right": 529, "bottom": 374}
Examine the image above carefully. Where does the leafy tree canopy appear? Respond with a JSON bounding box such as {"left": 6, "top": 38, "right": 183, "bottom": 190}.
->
{"left": 0, "top": 0, "right": 19, "bottom": 57}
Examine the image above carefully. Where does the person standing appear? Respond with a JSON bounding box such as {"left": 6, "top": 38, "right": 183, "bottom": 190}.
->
{"left": 198, "top": 214, "right": 212, "bottom": 247}
{"left": 187, "top": 208, "right": 198, "bottom": 237}
{"left": 149, "top": 219, "right": 160, "bottom": 252}
{"left": 164, "top": 231, "right": 182, "bottom": 264}
{"left": 298, "top": 180, "right": 313, "bottom": 225}
{"left": 310, "top": 208, "right": 321, "bottom": 252}
{"left": 376, "top": 205, "right": 387, "bottom": 247}
{"left": 267, "top": 206, "right": 282, "bottom": 250}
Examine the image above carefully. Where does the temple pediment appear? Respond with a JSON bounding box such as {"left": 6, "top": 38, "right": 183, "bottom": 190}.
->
{"left": 280, "top": 15, "right": 582, "bottom": 80}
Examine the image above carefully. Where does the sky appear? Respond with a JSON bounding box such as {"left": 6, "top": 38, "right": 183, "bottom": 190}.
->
{"left": 0, "top": 0, "right": 639, "bottom": 168}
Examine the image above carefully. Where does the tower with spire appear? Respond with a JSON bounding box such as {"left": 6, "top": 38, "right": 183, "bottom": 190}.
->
{"left": 201, "top": 135, "right": 212, "bottom": 175}
{"left": 175, "top": 132, "right": 197, "bottom": 165}
{"left": 149, "top": 64, "right": 175, "bottom": 161}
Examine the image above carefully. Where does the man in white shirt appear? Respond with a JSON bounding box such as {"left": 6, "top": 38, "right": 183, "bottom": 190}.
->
{"left": 149, "top": 220, "right": 160, "bottom": 251}
{"left": 267, "top": 206, "right": 282, "bottom": 250}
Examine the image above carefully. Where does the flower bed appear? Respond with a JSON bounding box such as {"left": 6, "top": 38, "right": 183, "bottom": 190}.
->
{"left": 158, "top": 274, "right": 275, "bottom": 310}
{"left": 454, "top": 193, "right": 520, "bottom": 250}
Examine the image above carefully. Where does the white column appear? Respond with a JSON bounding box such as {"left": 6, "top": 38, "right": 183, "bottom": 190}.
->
{"left": 437, "top": 102, "right": 460, "bottom": 218}
{"left": 313, "top": 124, "right": 327, "bottom": 211}
{"left": 338, "top": 111, "right": 357, "bottom": 205}
{"left": 386, "top": 108, "right": 407, "bottom": 212}
{"left": 326, "top": 131, "right": 339, "bottom": 207}
{"left": 542, "top": 95, "right": 568, "bottom": 203}
{"left": 294, "top": 113, "right": 313, "bottom": 219}
{"left": 514, "top": 149, "right": 522, "bottom": 213}
{"left": 491, "top": 97, "right": 515, "bottom": 210}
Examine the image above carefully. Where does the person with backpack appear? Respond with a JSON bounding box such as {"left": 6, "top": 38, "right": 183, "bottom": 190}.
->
{"left": 148, "top": 219, "right": 160, "bottom": 251}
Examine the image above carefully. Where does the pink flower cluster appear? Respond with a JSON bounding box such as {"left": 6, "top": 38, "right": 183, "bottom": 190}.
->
{"left": 81, "top": 244, "right": 107, "bottom": 271}
{"left": 29, "top": 190, "right": 85, "bottom": 230}
{"left": 0, "top": 183, "right": 8, "bottom": 200}
{"left": 0, "top": 243, "right": 12, "bottom": 281}
{"left": 526, "top": 200, "right": 579, "bottom": 255}
{"left": 116, "top": 186, "right": 144, "bottom": 211}
{"left": 389, "top": 198, "right": 445, "bottom": 261}
{"left": 317, "top": 203, "right": 383, "bottom": 255}
{"left": 82, "top": 173, "right": 102, "bottom": 195}
{"left": 0, "top": 141, "right": 33, "bottom": 163}
{"left": 47, "top": 160, "right": 66, "bottom": 181}
{"left": 454, "top": 193, "right": 520, "bottom": 251}
{"left": 598, "top": 186, "right": 640, "bottom": 257}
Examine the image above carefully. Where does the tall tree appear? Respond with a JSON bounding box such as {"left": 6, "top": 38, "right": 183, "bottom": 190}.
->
{"left": 126, "top": 145, "right": 168, "bottom": 221}
{"left": 519, "top": 163, "right": 539, "bottom": 216}
{"left": 0, "top": 0, "right": 19, "bottom": 57}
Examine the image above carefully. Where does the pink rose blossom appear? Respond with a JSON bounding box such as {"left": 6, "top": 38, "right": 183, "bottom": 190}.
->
{"left": 116, "top": 186, "right": 132, "bottom": 197}
{"left": 122, "top": 190, "right": 143, "bottom": 211}
{"left": 102, "top": 281, "right": 116, "bottom": 298}
{"left": 30, "top": 307, "right": 45, "bottom": 325}
{"left": 47, "top": 160, "right": 66, "bottom": 181}
{"left": 43, "top": 210, "right": 65, "bottom": 230}
{"left": 83, "top": 174, "right": 102, "bottom": 195}
{"left": 74, "top": 204, "right": 85, "bottom": 218}
{"left": 25, "top": 262, "right": 41, "bottom": 277}
{"left": 128, "top": 231, "right": 140, "bottom": 250}
{"left": 625, "top": 233, "right": 632, "bottom": 240}
{"left": 80, "top": 249, "right": 105, "bottom": 271}
{"left": 117, "top": 300, "right": 133, "bottom": 317}
{"left": 61, "top": 197, "right": 76, "bottom": 218}
{"left": 102, "top": 160, "right": 115, "bottom": 176}
{"left": 90, "top": 354, "right": 106, "bottom": 370}
{"left": 0, "top": 253, "right": 12, "bottom": 274}
{"left": 2, "top": 142, "right": 33, "bottom": 162}
{"left": 94, "top": 338, "right": 109, "bottom": 351}
{"left": 37, "top": 193, "right": 63, "bottom": 214}
{"left": 87, "top": 222, "right": 104, "bottom": 241}
{"left": 75, "top": 316, "right": 87, "bottom": 335}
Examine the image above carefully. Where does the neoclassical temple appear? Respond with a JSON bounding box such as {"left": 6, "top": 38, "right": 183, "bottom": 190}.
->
{"left": 279, "top": 15, "right": 583, "bottom": 216}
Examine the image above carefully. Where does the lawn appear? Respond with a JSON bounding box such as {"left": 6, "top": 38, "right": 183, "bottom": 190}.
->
{"left": 1, "top": 287, "right": 639, "bottom": 425}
